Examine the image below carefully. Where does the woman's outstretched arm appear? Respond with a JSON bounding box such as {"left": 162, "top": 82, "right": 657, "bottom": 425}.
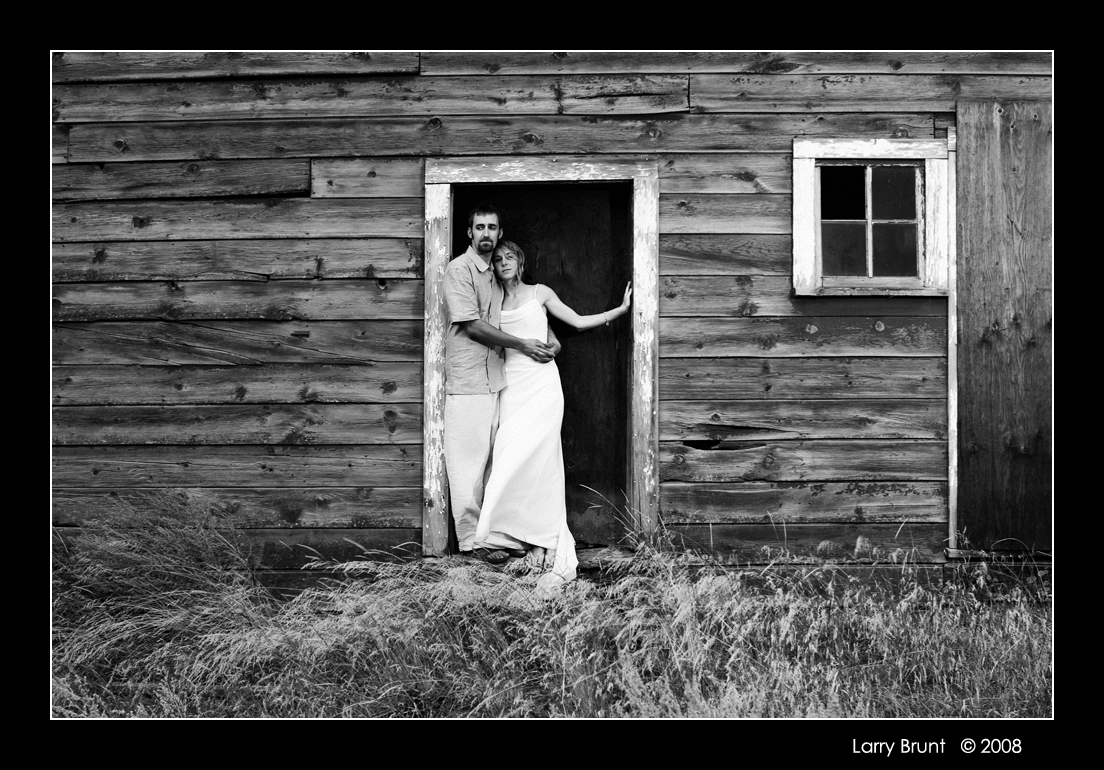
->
{"left": 538, "top": 282, "right": 632, "bottom": 332}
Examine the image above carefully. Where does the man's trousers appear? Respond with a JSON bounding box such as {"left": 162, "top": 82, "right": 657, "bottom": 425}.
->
{"left": 443, "top": 392, "right": 500, "bottom": 551}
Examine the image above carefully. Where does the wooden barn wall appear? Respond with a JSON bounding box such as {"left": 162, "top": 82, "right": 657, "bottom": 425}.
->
{"left": 954, "top": 100, "right": 1052, "bottom": 553}
{"left": 51, "top": 51, "right": 1053, "bottom": 568}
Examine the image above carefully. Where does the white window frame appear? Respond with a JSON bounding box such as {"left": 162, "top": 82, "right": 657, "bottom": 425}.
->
{"left": 793, "top": 138, "right": 951, "bottom": 296}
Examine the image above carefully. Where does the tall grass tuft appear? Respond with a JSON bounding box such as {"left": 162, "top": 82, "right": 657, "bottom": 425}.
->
{"left": 53, "top": 491, "right": 1052, "bottom": 718}
{"left": 52, "top": 491, "right": 273, "bottom": 717}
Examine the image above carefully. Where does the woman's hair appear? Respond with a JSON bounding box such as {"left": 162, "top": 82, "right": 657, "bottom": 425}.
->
{"left": 493, "top": 240, "right": 527, "bottom": 283}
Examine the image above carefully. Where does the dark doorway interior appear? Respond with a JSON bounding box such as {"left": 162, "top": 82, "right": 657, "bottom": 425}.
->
{"left": 452, "top": 182, "right": 633, "bottom": 546}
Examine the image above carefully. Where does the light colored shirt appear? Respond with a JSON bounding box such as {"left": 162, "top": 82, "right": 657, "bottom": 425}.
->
{"left": 443, "top": 246, "right": 506, "bottom": 395}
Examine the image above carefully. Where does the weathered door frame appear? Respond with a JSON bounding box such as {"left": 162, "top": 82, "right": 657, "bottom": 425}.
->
{"left": 421, "top": 157, "right": 660, "bottom": 556}
{"left": 947, "top": 126, "right": 960, "bottom": 552}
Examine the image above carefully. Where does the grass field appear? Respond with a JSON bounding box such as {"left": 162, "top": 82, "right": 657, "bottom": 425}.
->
{"left": 51, "top": 491, "right": 1052, "bottom": 718}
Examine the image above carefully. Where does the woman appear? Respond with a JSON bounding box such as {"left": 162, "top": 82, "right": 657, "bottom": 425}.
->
{"left": 474, "top": 240, "right": 632, "bottom": 587}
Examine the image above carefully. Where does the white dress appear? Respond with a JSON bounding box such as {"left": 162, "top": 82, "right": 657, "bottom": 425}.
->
{"left": 475, "top": 285, "right": 578, "bottom": 586}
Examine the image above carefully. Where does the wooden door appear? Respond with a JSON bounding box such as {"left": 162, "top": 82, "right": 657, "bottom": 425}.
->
{"left": 452, "top": 183, "right": 633, "bottom": 546}
{"left": 955, "top": 100, "right": 1052, "bottom": 552}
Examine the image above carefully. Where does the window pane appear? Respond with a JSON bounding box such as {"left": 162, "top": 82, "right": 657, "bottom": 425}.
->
{"left": 822, "top": 222, "right": 867, "bottom": 276}
{"left": 872, "top": 223, "right": 917, "bottom": 276}
{"left": 820, "top": 166, "right": 865, "bottom": 220}
{"left": 872, "top": 166, "right": 916, "bottom": 220}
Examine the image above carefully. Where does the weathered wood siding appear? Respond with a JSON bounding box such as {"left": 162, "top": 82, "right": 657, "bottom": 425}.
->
{"left": 52, "top": 51, "right": 1052, "bottom": 567}
{"left": 955, "top": 100, "right": 1052, "bottom": 552}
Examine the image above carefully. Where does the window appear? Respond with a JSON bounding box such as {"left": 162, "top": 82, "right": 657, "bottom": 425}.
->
{"left": 792, "top": 138, "right": 951, "bottom": 296}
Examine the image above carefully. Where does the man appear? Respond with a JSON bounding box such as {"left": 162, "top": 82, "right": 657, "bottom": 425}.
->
{"left": 442, "top": 204, "right": 559, "bottom": 563}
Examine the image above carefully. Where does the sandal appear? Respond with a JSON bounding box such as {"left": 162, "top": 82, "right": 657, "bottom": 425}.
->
{"left": 462, "top": 547, "right": 509, "bottom": 565}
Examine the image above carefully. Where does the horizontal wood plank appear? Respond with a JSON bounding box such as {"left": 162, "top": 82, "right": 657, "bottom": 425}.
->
{"left": 420, "top": 51, "right": 1052, "bottom": 76}
{"left": 249, "top": 528, "right": 424, "bottom": 566}
{"left": 67, "top": 114, "right": 936, "bottom": 163}
{"left": 52, "top": 159, "right": 310, "bottom": 201}
{"left": 53, "top": 362, "right": 422, "bottom": 405}
{"left": 54, "top": 318, "right": 945, "bottom": 363}
{"left": 659, "top": 357, "right": 947, "bottom": 400}
{"left": 52, "top": 52, "right": 422, "bottom": 82}
{"left": 311, "top": 158, "right": 425, "bottom": 197}
{"left": 52, "top": 320, "right": 424, "bottom": 365}
{"left": 660, "top": 440, "right": 948, "bottom": 482}
{"left": 54, "top": 526, "right": 424, "bottom": 568}
{"left": 53, "top": 197, "right": 423, "bottom": 242}
{"left": 53, "top": 487, "right": 422, "bottom": 528}
{"left": 659, "top": 276, "right": 949, "bottom": 316}
{"left": 52, "top": 279, "right": 423, "bottom": 322}
{"left": 691, "top": 74, "right": 1052, "bottom": 112}
{"left": 660, "top": 194, "right": 790, "bottom": 234}
{"left": 312, "top": 154, "right": 792, "bottom": 196}
{"left": 659, "top": 234, "right": 792, "bottom": 275}
{"left": 658, "top": 153, "right": 791, "bottom": 194}
{"left": 661, "top": 523, "right": 948, "bottom": 564}
{"left": 53, "top": 403, "right": 423, "bottom": 445}
{"left": 660, "top": 399, "right": 947, "bottom": 440}
{"left": 661, "top": 481, "right": 948, "bottom": 522}
{"left": 660, "top": 316, "right": 948, "bottom": 357}
{"left": 523, "top": 75, "right": 692, "bottom": 115}
{"left": 53, "top": 76, "right": 689, "bottom": 122}
{"left": 52, "top": 239, "right": 423, "bottom": 282}
{"left": 52, "top": 445, "right": 422, "bottom": 487}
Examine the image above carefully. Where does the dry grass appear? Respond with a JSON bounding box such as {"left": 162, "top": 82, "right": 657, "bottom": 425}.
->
{"left": 52, "top": 492, "right": 1052, "bottom": 718}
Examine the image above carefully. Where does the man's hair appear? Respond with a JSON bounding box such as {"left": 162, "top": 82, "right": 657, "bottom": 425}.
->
{"left": 494, "top": 240, "right": 527, "bottom": 283}
{"left": 468, "top": 203, "right": 501, "bottom": 228}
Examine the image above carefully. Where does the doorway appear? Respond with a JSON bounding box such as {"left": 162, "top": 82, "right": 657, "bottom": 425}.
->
{"left": 452, "top": 183, "right": 632, "bottom": 545}
{"left": 421, "top": 157, "right": 659, "bottom": 557}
